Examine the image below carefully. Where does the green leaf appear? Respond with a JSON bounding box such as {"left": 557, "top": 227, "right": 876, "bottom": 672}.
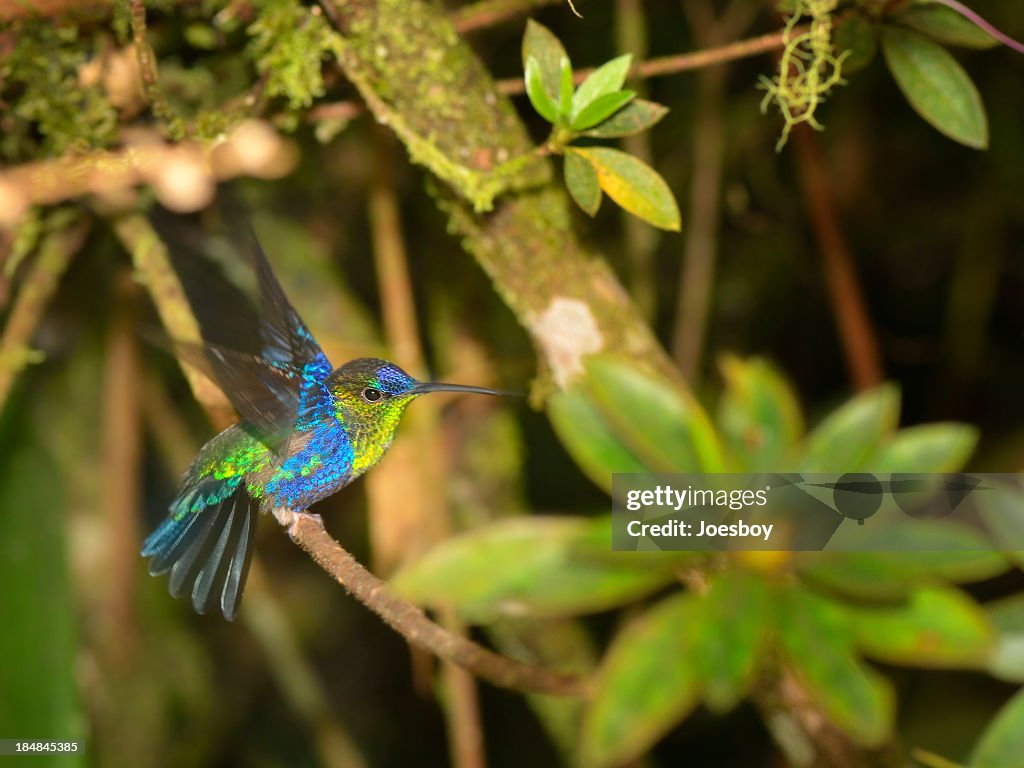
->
{"left": 717, "top": 355, "right": 804, "bottom": 471}
{"left": 0, "top": 445, "right": 83, "bottom": 767}
{"left": 525, "top": 56, "right": 560, "bottom": 124}
{"left": 800, "top": 384, "right": 900, "bottom": 472}
{"left": 581, "top": 99, "right": 668, "bottom": 138}
{"left": 695, "top": 571, "right": 773, "bottom": 711}
{"left": 559, "top": 56, "right": 574, "bottom": 119}
{"left": 867, "top": 423, "right": 977, "bottom": 472}
{"left": 985, "top": 594, "right": 1024, "bottom": 683}
{"left": 522, "top": 19, "right": 569, "bottom": 106}
{"left": 391, "top": 517, "right": 681, "bottom": 622}
{"left": 976, "top": 482, "right": 1024, "bottom": 567}
{"left": 849, "top": 586, "right": 994, "bottom": 668}
{"left": 585, "top": 355, "right": 725, "bottom": 473}
{"left": 570, "top": 90, "right": 636, "bottom": 131}
{"left": 563, "top": 148, "right": 601, "bottom": 215}
{"left": 547, "top": 387, "right": 647, "bottom": 493}
{"left": 571, "top": 53, "right": 632, "bottom": 119}
{"left": 581, "top": 593, "right": 702, "bottom": 767}
{"left": 833, "top": 13, "right": 879, "bottom": 74}
{"left": 780, "top": 589, "right": 894, "bottom": 746}
{"left": 897, "top": 4, "right": 998, "bottom": 49}
{"left": 570, "top": 147, "right": 681, "bottom": 231}
{"left": 972, "top": 688, "right": 1024, "bottom": 768}
{"left": 797, "top": 521, "right": 1010, "bottom": 599}
{"left": 881, "top": 27, "right": 988, "bottom": 149}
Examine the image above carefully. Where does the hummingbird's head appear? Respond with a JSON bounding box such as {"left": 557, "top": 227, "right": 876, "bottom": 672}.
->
{"left": 328, "top": 357, "right": 505, "bottom": 476}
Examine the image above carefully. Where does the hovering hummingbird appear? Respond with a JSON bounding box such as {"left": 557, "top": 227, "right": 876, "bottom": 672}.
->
{"left": 142, "top": 209, "right": 506, "bottom": 620}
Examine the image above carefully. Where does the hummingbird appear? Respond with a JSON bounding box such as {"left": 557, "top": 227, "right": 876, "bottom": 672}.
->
{"left": 141, "top": 208, "right": 506, "bottom": 620}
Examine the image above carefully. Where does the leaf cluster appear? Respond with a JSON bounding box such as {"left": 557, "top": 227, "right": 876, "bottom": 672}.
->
{"left": 521, "top": 21, "right": 679, "bottom": 231}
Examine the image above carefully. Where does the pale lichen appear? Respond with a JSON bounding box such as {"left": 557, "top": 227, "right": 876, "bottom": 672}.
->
{"left": 759, "top": 0, "right": 849, "bottom": 151}
{"left": 529, "top": 298, "right": 604, "bottom": 388}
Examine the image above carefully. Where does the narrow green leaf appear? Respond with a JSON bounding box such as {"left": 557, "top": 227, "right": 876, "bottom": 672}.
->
{"left": 834, "top": 13, "right": 879, "bottom": 74}
{"left": 571, "top": 147, "right": 681, "bottom": 231}
{"left": 547, "top": 387, "right": 647, "bottom": 493}
{"left": 797, "top": 521, "right": 1010, "bottom": 599}
{"left": 897, "top": 4, "right": 998, "bottom": 49}
{"left": 391, "top": 517, "right": 681, "bottom": 622}
{"left": 571, "top": 53, "right": 632, "bottom": 118}
{"left": 525, "top": 56, "right": 560, "bottom": 124}
{"left": 867, "top": 423, "right": 977, "bottom": 472}
{"left": 558, "top": 56, "right": 574, "bottom": 120}
{"left": 717, "top": 355, "right": 804, "bottom": 472}
{"left": 585, "top": 355, "right": 725, "bottom": 473}
{"left": 882, "top": 27, "right": 989, "bottom": 149}
{"left": 570, "top": 90, "right": 636, "bottom": 131}
{"left": 986, "top": 594, "right": 1024, "bottom": 682}
{"left": 695, "top": 571, "right": 773, "bottom": 711}
{"left": 581, "top": 593, "right": 702, "bottom": 767}
{"left": 581, "top": 98, "right": 669, "bottom": 138}
{"left": 849, "top": 586, "right": 994, "bottom": 668}
{"left": 0, "top": 445, "right": 83, "bottom": 767}
{"left": 976, "top": 482, "right": 1024, "bottom": 567}
{"left": 522, "top": 19, "right": 569, "bottom": 103}
{"left": 800, "top": 385, "right": 901, "bottom": 472}
{"left": 780, "top": 589, "right": 894, "bottom": 746}
{"left": 563, "top": 148, "right": 601, "bottom": 216}
{"left": 972, "top": 688, "right": 1024, "bottom": 768}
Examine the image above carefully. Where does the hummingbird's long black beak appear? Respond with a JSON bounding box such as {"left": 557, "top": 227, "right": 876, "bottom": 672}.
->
{"left": 408, "top": 381, "right": 521, "bottom": 397}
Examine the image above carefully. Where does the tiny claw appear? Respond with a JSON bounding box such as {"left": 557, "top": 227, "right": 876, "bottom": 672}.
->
{"left": 274, "top": 507, "right": 324, "bottom": 540}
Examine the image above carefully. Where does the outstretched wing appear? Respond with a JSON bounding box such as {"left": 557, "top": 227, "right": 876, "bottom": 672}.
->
{"left": 151, "top": 200, "right": 332, "bottom": 450}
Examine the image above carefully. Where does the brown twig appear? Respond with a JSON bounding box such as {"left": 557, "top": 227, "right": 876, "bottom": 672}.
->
{"left": 451, "top": 0, "right": 559, "bottom": 33}
{"left": 277, "top": 510, "right": 587, "bottom": 698}
{"left": 0, "top": 122, "right": 295, "bottom": 225}
{"left": 100, "top": 272, "right": 143, "bottom": 666}
{"left": 793, "top": 126, "right": 883, "bottom": 390}
{"left": 0, "top": 214, "right": 88, "bottom": 411}
{"left": 672, "top": 0, "right": 759, "bottom": 377}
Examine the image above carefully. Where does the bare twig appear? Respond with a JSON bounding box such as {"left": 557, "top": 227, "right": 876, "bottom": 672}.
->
{"left": 276, "top": 510, "right": 587, "bottom": 698}
{"left": 452, "top": 0, "right": 559, "bottom": 33}
{"left": 0, "top": 215, "right": 88, "bottom": 411}
{"left": 100, "top": 272, "right": 143, "bottom": 666}
{"left": 0, "top": 122, "right": 296, "bottom": 224}
{"left": 672, "top": 0, "right": 759, "bottom": 377}
{"left": 793, "top": 126, "right": 882, "bottom": 390}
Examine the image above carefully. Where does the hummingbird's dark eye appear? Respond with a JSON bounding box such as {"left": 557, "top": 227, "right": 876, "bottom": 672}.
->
{"left": 361, "top": 387, "right": 384, "bottom": 403}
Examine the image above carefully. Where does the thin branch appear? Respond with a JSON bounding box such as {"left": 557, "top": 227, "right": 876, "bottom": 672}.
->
{"left": 793, "top": 126, "right": 883, "bottom": 391}
{"left": 451, "top": 0, "right": 559, "bottom": 34}
{"left": 100, "top": 272, "right": 143, "bottom": 666}
{"left": 276, "top": 509, "right": 587, "bottom": 698}
{"left": 672, "top": 0, "right": 758, "bottom": 377}
{"left": 0, "top": 214, "right": 88, "bottom": 411}
{"left": 0, "top": 122, "right": 296, "bottom": 222}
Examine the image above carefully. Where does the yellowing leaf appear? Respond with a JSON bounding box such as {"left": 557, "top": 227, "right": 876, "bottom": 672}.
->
{"left": 571, "top": 147, "right": 680, "bottom": 231}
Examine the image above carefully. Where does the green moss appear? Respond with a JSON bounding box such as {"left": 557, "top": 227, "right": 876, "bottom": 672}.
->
{"left": 0, "top": 23, "right": 118, "bottom": 160}
{"left": 246, "top": 0, "right": 344, "bottom": 114}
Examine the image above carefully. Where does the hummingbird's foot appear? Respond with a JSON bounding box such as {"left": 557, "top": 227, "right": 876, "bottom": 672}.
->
{"left": 273, "top": 507, "right": 324, "bottom": 539}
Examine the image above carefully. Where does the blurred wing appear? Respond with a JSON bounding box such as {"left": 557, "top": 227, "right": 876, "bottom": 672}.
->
{"left": 151, "top": 200, "right": 333, "bottom": 449}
